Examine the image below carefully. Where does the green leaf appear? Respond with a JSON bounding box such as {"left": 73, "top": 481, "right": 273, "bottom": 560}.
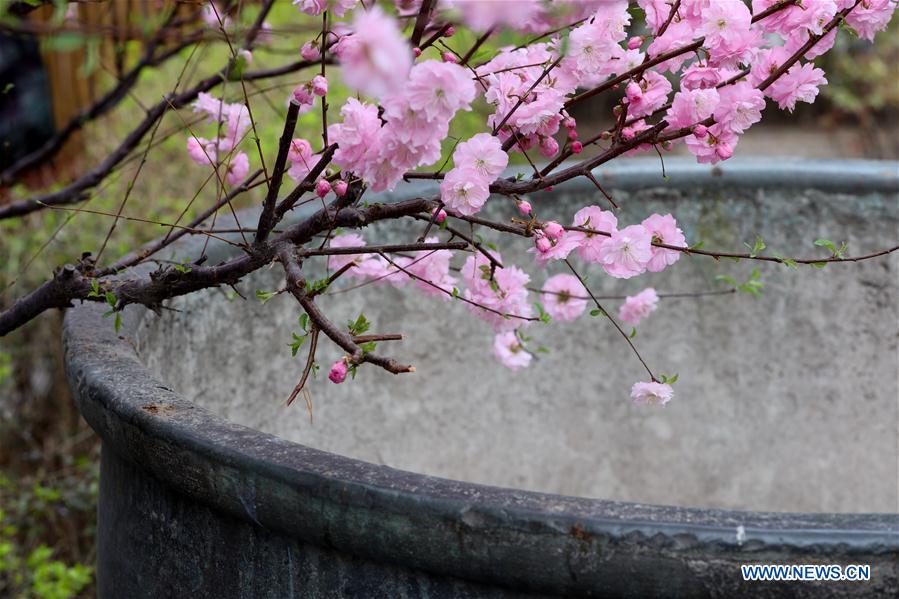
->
{"left": 298, "top": 313, "right": 309, "bottom": 331}
{"left": 629, "top": 328, "right": 637, "bottom": 339}
{"left": 688, "top": 240, "right": 705, "bottom": 251}
{"left": 535, "top": 302, "right": 551, "bottom": 324}
{"left": 2, "top": 83, "right": 13, "bottom": 94}
{"left": 104, "top": 291, "right": 116, "bottom": 308}
{"left": 256, "top": 289, "right": 276, "bottom": 304}
{"left": 744, "top": 235, "right": 766, "bottom": 258}
{"left": 114, "top": 313, "right": 122, "bottom": 333}
{"left": 347, "top": 313, "right": 370, "bottom": 336}
{"left": 536, "top": 346, "right": 550, "bottom": 354}
{"left": 359, "top": 341, "right": 377, "bottom": 354}
{"left": 289, "top": 333, "right": 308, "bottom": 357}
{"left": 589, "top": 308, "right": 606, "bottom": 317}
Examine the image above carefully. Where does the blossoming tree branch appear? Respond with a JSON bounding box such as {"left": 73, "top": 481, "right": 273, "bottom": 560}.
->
{"left": 1, "top": 0, "right": 897, "bottom": 406}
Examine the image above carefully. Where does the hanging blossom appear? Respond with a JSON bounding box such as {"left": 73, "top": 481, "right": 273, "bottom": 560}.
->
{"left": 631, "top": 381, "right": 674, "bottom": 406}
{"left": 619, "top": 288, "right": 660, "bottom": 327}
{"left": 493, "top": 331, "right": 532, "bottom": 371}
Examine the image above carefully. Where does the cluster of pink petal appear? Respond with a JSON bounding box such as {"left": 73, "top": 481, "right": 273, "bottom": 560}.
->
{"left": 619, "top": 288, "right": 659, "bottom": 327}
{"left": 186, "top": 92, "right": 251, "bottom": 185}
{"left": 329, "top": 60, "right": 475, "bottom": 192}
{"left": 444, "top": 0, "right": 608, "bottom": 34}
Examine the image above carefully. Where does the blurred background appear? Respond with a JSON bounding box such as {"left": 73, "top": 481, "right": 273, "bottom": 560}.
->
{"left": 1, "top": 1, "right": 897, "bottom": 596}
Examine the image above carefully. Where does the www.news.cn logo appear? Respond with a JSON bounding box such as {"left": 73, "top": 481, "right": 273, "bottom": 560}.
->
{"left": 741, "top": 564, "right": 871, "bottom": 582}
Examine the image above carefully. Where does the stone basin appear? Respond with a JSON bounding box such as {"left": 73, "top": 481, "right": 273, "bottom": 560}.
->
{"left": 64, "top": 158, "right": 899, "bottom": 598}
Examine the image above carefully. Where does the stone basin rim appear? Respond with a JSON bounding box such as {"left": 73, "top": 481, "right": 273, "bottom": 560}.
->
{"left": 63, "top": 158, "right": 899, "bottom": 592}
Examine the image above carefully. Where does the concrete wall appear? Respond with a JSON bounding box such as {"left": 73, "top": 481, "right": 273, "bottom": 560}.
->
{"left": 134, "top": 159, "right": 899, "bottom": 514}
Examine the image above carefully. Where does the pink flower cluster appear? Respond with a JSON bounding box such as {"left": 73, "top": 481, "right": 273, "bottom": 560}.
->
{"left": 186, "top": 92, "right": 251, "bottom": 185}
{"left": 440, "top": 133, "right": 508, "bottom": 215}
{"left": 530, "top": 207, "right": 686, "bottom": 280}
{"left": 328, "top": 60, "right": 475, "bottom": 192}
{"left": 461, "top": 252, "right": 533, "bottom": 333}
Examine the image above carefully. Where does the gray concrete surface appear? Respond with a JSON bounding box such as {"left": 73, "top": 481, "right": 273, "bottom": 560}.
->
{"left": 134, "top": 158, "right": 899, "bottom": 514}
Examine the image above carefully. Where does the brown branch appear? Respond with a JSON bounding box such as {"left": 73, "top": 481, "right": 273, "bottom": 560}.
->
{"left": 257, "top": 101, "right": 301, "bottom": 243}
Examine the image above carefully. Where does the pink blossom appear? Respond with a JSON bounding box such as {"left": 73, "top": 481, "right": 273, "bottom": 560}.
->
{"left": 767, "top": 62, "right": 827, "bottom": 113}
{"left": 493, "top": 332, "right": 532, "bottom": 371}
{"left": 334, "top": 180, "right": 348, "bottom": 197}
{"left": 292, "top": 84, "right": 315, "bottom": 113}
{"left": 404, "top": 236, "right": 457, "bottom": 298}
{"left": 442, "top": 51, "right": 458, "bottom": 64}
{"left": 225, "top": 152, "right": 249, "bottom": 186}
{"left": 406, "top": 60, "right": 475, "bottom": 121}
{"left": 440, "top": 168, "right": 490, "bottom": 216}
{"left": 680, "top": 62, "right": 723, "bottom": 90}
{"left": 641, "top": 213, "right": 685, "bottom": 272}
{"left": 646, "top": 20, "right": 695, "bottom": 73}
{"left": 186, "top": 136, "right": 215, "bottom": 165}
{"left": 287, "top": 138, "right": 316, "bottom": 182}
{"left": 624, "top": 71, "right": 672, "bottom": 119}
{"left": 597, "top": 224, "right": 653, "bottom": 279}
{"left": 630, "top": 381, "right": 674, "bottom": 406}
{"left": 666, "top": 88, "right": 720, "bottom": 130}
{"left": 452, "top": 133, "right": 508, "bottom": 181}
{"left": 327, "top": 233, "right": 378, "bottom": 277}
{"left": 701, "top": 1, "right": 758, "bottom": 68}
{"left": 336, "top": 7, "right": 411, "bottom": 99}
{"left": 462, "top": 254, "right": 532, "bottom": 333}
{"left": 568, "top": 205, "right": 618, "bottom": 263}
{"left": 685, "top": 123, "right": 739, "bottom": 164}
{"left": 844, "top": 0, "right": 894, "bottom": 41}
{"left": 571, "top": 141, "right": 583, "bottom": 154}
{"left": 327, "top": 99, "right": 381, "bottom": 174}
{"left": 714, "top": 81, "right": 765, "bottom": 134}
{"left": 618, "top": 288, "right": 659, "bottom": 326}
{"left": 328, "top": 360, "right": 348, "bottom": 384}
{"left": 540, "top": 274, "right": 587, "bottom": 321}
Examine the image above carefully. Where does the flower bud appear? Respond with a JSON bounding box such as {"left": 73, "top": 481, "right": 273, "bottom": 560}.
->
{"left": 543, "top": 221, "right": 564, "bottom": 241}
{"left": 333, "top": 180, "right": 348, "bottom": 197}
{"left": 692, "top": 124, "right": 708, "bottom": 138}
{"left": 238, "top": 49, "right": 253, "bottom": 65}
{"left": 444, "top": 26, "right": 456, "bottom": 37}
{"left": 567, "top": 128, "right": 578, "bottom": 141}
{"left": 442, "top": 51, "right": 457, "bottom": 64}
{"left": 627, "top": 36, "right": 642, "bottom": 50}
{"left": 292, "top": 85, "right": 314, "bottom": 107}
{"left": 316, "top": 179, "right": 332, "bottom": 198}
{"left": 539, "top": 136, "right": 559, "bottom": 158}
{"left": 518, "top": 200, "right": 532, "bottom": 216}
{"left": 562, "top": 117, "right": 576, "bottom": 130}
{"left": 413, "top": 47, "right": 422, "bottom": 57}
{"left": 311, "top": 75, "right": 328, "bottom": 96}
{"left": 535, "top": 236, "right": 552, "bottom": 253}
{"left": 571, "top": 141, "right": 583, "bottom": 154}
{"left": 715, "top": 144, "right": 734, "bottom": 160}
{"left": 433, "top": 207, "right": 447, "bottom": 223}
{"left": 301, "top": 41, "right": 320, "bottom": 61}
{"left": 328, "top": 360, "right": 348, "bottom": 384}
